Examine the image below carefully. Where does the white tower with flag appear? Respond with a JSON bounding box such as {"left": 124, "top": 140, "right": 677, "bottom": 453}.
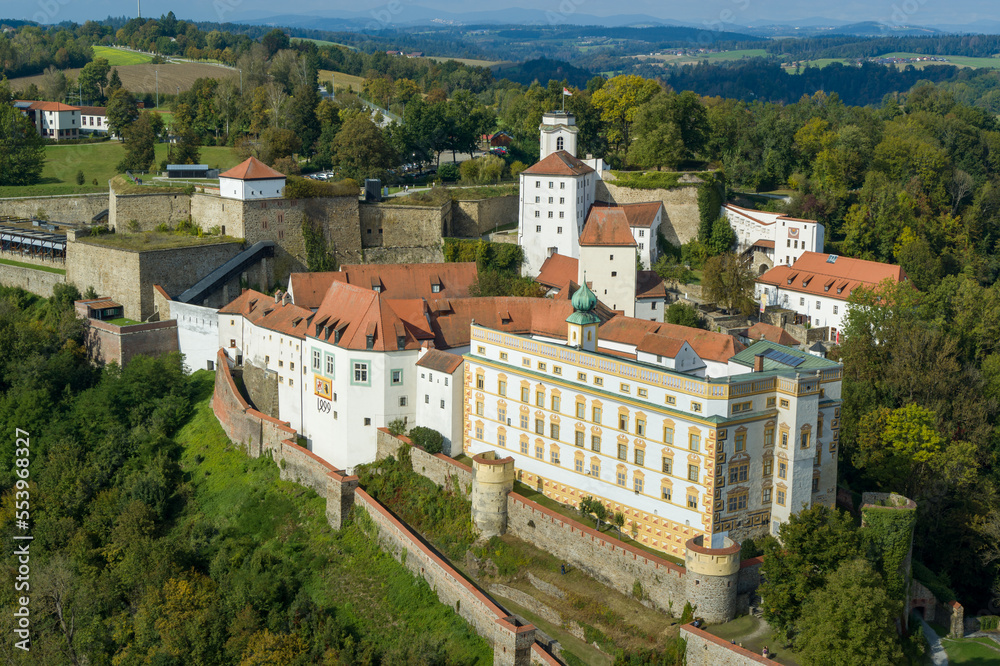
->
{"left": 539, "top": 111, "right": 578, "bottom": 160}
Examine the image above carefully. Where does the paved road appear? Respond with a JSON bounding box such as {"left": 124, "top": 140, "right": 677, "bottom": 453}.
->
{"left": 917, "top": 614, "right": 949, "bottom": 666}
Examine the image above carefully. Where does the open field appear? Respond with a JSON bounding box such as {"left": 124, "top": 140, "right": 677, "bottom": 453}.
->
{"left": 636, "top": 48, "right": 768, "bottom": 66}
{"left": 0, "top": 257, "right": 65, "bottom": 275}
{"left": 0, "top": 143, "right": 241, "bottom": 198}
{"left": 878, "top": 51, "right": 1000, "bottom": 69}
{"left": 92, "top": 45, "right": 153, "bottom": 66}
{"left": 318, "top": 68, "right": 366, "bottom": 91}
{"left": 9, "top": 61, "right": 238, "bottom": 96}
{"left": 291, "top": 37, "right": 357, "bottom": 50}
{"left": 426, "top": 56, "right": 503, "bottom": 67}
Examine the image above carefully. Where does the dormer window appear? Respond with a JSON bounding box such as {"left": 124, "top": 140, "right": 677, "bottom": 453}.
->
{"left": 431, "top": 284, "right": 441, "bottom": 293}
{"left": 366, "top": 335, "right": 374, "bottom": 350}
{"left": 397, "top": 335, "right": 406, "bottom": 350}
{"left": 373, "top": 285, "right": 382, "bottom": 293}
{"left": 334, "top": 329, "right": 342, "bottom": 343}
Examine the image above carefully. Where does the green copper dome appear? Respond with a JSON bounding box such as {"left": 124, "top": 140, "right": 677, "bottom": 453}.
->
{"left": 567, "top": 280, "right": 600, "bottom": 326}
{"left": 571, "top": 280, "right": 597, "bottom": 312}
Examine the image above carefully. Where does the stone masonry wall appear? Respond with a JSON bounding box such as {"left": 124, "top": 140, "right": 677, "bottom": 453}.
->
{"left": 242, "top": 359, "right": 279, "bottom": 419}
{"left": 376, "top": 428, "right": 474, "bottom": 491}
{"left": 354, "top": 490, "right": 537, "bottom": 666}
{"left": 681, "top": 624, "right": 776, "bottom": 666}
{"left": 83, "top": 319, "right": 179, "bottom": 366}
{"left": 597, "top": 182, "right": 700, "bottom": 246}
{"left": 359, "top": 201, "right": 447, "bottom": 261}
{"left": 0, "top": 263, "right": 66, "bottom": 297}
{"left": 506, "top": 492, "right": 686, "bottom": 614}
{"left": 452, "top": 196, "right": 519, "bottom": 237}
{"left": 0, "top": 193, "right": 108, "bottom": 224}
{"left": 66, "top": 238, "right": 243, "bottom": 321}
{"left": 110, "top": 190, "right": 191, "bottom": 231}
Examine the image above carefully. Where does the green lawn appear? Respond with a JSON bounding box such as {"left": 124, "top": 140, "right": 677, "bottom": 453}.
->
{"left": 292, "top": 37, "right": 358, "bottom": 51}
{"left": 77, "top": 230, "right": 240, "bottom": 251}
{"left": 105, "top": 316, "right": 141, "bottom": 326}
{"left": 879, "top": 52, "right": 1000, "bottom": 70}
{"left": 0, "top": 257, "right": 66, "bottom": 275}
{"left": 941, "top": 635, "right": 1000, "bottom": 664}
{"left": 706, "top": 615, "right": 802, "bottom": 665}
{"left": 0, "top": 143, "right": 241, "bottom": 199}
{"left": 92, "top": 45, "right": 153, "bottom": 66}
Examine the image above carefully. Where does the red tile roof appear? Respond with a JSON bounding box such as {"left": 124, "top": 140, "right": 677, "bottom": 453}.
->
{"left": 757, "top": 252, "right": 907, "bottom": 302}
{"left": 416, "top": 349, "right": 464, "bottom": 374}
{"left": 219, "top": 156, "right": 286, "bottom": 181}
{"left": 745, "top": 322, "right": 799, "bottom": 347}
{"left": 536, "top": 253, "right": 579, "bottom": 289}
{"left": 218, "top": 289, "right": 312, "bottom": 337}
{"left": 310, "top": 281, "right": 431, "bottom": 351}
{"left": 724, "top": 203, "right": 820, "bottom": 226}
{"left": 635, "top": 271, "right": 666, "bottom": 299}
{"left": 19, "top": 100, "right": 79, "bottom": 112}
{"left": 598, "top": 318, "right": 744, "bottom": 363}
{"left": 522, "top": 151, "right": 595, "bottom": 177}
{"left": 620, "top": 201, "right": 663, "bottom": 228}
{"left": 579, "top": 208, "right": 637, "bottom": 247}
{"left": 218, "top": 289, "right": 273, "bottom": 325}
{"left": 751, "top": 239, "right": 775, "bottom": 249}
{"left": 287, "top": 273, "right": 338, "bottom": 309}
{"left": 329, "top": 262, "right": 479, "bottom": 301}
{"left": 76, "top": 106, "right": 106, "bottom": 116}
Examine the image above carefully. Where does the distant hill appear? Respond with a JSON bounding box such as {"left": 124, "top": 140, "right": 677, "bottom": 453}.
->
{"left": 492, "top": 58, "right": 592, "bottom": 88}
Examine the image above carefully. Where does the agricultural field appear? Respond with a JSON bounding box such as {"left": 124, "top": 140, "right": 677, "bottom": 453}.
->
{"left": 291, "top": 37, "right": 357, "bottom": 50}
{"left": 426, "top": 56, "right": 503, "bottom": 67}
{"left": 878, "top": 51, "right": 1000, "bottom": 69}
{"left": 318, "top": 68, "right": 366, "bottom": 92}
{"left": 0, "top": 143, "right": 241, "bottom": 198}
{"left": 635, "top": 48, "right": 769, "bottom": 66}
{"left": 9, "top": 62, "right": 238, "bottom": 96}
{"left": 91, "top": 45, "right": 153, "bottom": 66}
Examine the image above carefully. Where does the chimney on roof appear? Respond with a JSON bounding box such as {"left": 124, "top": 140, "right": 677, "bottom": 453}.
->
{"left": 283, "top": 292, "right": 291, "bottom": 306}
{"left": 274, "top": 289, "right": 282, "bottom": 303}
{"left": 753, "top": 354, "right": 765, "bottom": 373}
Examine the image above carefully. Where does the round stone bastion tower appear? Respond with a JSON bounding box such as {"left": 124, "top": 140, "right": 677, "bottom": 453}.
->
{"left": 471, "top": 451, "right": 515, "bottom": 537}
{"left": 684, "top": 535, "right": 741, "bottom": 623}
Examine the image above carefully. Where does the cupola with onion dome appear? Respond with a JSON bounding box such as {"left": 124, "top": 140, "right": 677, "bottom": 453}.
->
{"left": 566, "top": 277, "right": 600, "bottom": 351}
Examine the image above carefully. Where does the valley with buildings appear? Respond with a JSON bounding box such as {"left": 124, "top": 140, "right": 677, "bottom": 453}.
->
{"left": 2, "top": 8, "right": 1000, "bottom": 666}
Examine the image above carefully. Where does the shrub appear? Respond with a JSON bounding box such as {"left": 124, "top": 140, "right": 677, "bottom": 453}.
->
{"left": 387, "top": 418, "right": 406, "bottom": 436}
{"left": 75, "top": 170, "right": 85, "bottom": 185}
{"left": 283, "top": 175, "right": 358, "bottom": 198}
{"left": 980, "top": 616, "right": 999, "bottom": 632}
{"left": 680, "top": 601, "right": 695, "bottom": 624}
{"left": 665, "top": 302, "right": 702, "bottom": 328}
{"left": 438, "top": 163, "right": 459, "bottom": 181}
{"left": 92, "top": 178, "right": 98, "bottom": 186}
{"left": 408, "top": 426, "right": 443, "bottom": 454}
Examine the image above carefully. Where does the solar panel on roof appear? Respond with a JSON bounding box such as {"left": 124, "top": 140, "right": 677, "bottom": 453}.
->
{"left": 762, "top": 347, "right": 806, "bottom": 367}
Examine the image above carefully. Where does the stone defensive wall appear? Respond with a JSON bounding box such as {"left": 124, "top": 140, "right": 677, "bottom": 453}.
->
{"left": 452, "top": 195, "right": 519, "bottom": 238}
{"left": 67, "top": 237, "right": 244, "bottom": 321}
{"left": 110, "top": 189, "right": 191, "bottom": 230}
{"left": 213, "top": 357, "right": 554, "bottom": 665}
{"left": 359, "top": 200, "right": 449, "bottom": 262}
{"left": 0, "top": 262, "right": 66, "bottom": 297}
{"left": 376, "top": 429, "right": 473, "bottom": 491}
{"left": 83, "top": 318, "right": 179, "bottom": 366}
{"left": 597, "top": 181, "right": 700, "bottom": 247}
{"left": 506, "top": 491, "right": 686, "bottom": 613}
{"left": 680, "top": 623, "right": 777, "bottom": 665}
{"left": 0, "top": 193, "right": 109, "bottom": 224}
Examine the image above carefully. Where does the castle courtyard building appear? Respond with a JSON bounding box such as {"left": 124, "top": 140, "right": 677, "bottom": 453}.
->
{"left": 463, "top": 282, "right": 842, "bottom": 556}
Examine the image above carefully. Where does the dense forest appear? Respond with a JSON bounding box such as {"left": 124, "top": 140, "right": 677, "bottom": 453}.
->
{"left": 0, "top": 285, "right": 491, "bottom": 664}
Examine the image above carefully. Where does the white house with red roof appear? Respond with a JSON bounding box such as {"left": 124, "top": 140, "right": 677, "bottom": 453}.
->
{"left": 14, "top": 100, "right": 82, "bottom": 140}
{"left": 219, "top": 157, "right": 287, "bottom": 201}
{"left": 756, "top": 252, "right": 907, "bottom": 340}
{"left": 723, "top": 204, "right": 825, "bottom": 272}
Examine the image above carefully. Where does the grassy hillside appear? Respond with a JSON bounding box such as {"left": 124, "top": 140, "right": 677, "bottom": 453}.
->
{"left": 0, "top": 143, "right": 241, "bottom": 199}
{"left": 318, "top": 68, "right": 366, "bottom": 92}
{"left": 92, "top": 45, "right": 153, "bottom": 66}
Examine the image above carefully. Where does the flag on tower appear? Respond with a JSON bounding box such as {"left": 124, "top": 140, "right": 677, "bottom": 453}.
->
{"left": 563, "top": 88, "right": 573, "bottom": 96}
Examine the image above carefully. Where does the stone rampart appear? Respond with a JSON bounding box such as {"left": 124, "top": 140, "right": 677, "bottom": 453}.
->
{"left": 681, "top": 624, "right": 777, "bottom": 665}
{"left": 354, "top": 489, "right": 537, "bottom": 666}
{"left": 110, "top": 190, "right": 191, "bottom": 231}
{"left": 452, "top": 196, "right": 518, "bottom": 237}
{"left": 0, "top": 263, "right": 65, "bottom": 297}
{"left": 0, "top": 193, "right": 108, "bottom": 224}
{"left": 506, "top": 492, "right": 686, "bottom": 614}
{"left": 359, "top": 201, "right": 448, "bottom": 262}
{"left": 242, "top": 359, "right": 279, "bottom": 419}
{"left": 83, "top": 318, "right": 179, "bottom": 366}
{"left": 597, "top": 182, "right": 700, "bottom": 246}
{"left": 376, "top": 429, "right": 474, "bottom": 490}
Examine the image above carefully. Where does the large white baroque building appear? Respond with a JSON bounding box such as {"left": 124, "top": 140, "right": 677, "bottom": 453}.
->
{"left": 463, "top": 282, "right": 842, "bottom": 552}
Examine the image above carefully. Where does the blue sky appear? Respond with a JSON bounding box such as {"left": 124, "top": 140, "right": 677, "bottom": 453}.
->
{"left": 10, "top": 0, "right": 999, "bottom": 27}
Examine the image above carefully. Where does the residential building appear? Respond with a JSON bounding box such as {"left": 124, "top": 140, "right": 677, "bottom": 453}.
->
{"left": 577, "top": 206, "right": 638, "bottom": 316}
{"left": 14, "top": 100, "right": 82, "bottom": 140}
{"left": 415, "top": 348, "right": 465, "bottom": 455}
{"left": 219, "top": 157, "right": 286, "bottom": 201}
{"left": 756, "top": 252, "right": 908, "bottom": 340}
{"left": 78, "top": 106, "right": 109, "bottom": 134}
{"left": 723, "top": 204, "right": 825, "bottom": 272}
{"left": 463, "top": 282, "right": 842, "bottom": 555}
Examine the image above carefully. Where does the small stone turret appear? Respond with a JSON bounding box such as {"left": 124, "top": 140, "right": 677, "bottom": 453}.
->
{"left": 471, "top": 451, "right": 515, "bottom": 537}
{"left": 684, "top": 535, "right": 741, "bottom": 623}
